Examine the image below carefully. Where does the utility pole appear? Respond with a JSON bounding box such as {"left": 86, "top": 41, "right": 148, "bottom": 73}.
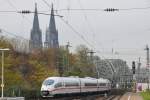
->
{"left": 87, "top": 50, "right": 99, "bottom": 78}
{"left": 88, "top": 50, "right": 96, "bottom": 62}
{"left": 137, "top": 57, "right": 141, "bottom": 83}
{"left": 57, "top": 48, "right": 64, "bottom": 77}
{"left": 65, "top": 42, "right": 71, "bottom": 72}
{"left": 95, "top": 57, "right": 100, "bottom": 79}
{"left": 132, "top": 61, "right": 136, "bottom": 92}
{"left": 145, "top": 45, "right": 150, "bottom": 90}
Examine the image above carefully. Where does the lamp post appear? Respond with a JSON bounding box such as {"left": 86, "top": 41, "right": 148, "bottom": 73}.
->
{"left": 0, "top": 48, "right": 10, "bottom": 98}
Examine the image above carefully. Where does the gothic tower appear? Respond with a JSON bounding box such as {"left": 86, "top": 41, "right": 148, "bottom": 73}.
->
{"left": 29, "top": 3, "right": 42, "bottom": 51}
{"left": 45, "top": 4, "right": 59, "bottom": 48}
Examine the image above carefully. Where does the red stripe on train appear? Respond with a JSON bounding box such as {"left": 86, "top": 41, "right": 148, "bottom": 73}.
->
{"left": 49, "top": 86, "right": 109, "bottom": 92}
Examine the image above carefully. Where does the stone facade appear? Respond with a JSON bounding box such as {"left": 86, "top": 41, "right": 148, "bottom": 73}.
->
{"left": 45, "top": 4, "right": 59, "bottom": 48}
{"left": 30, "top": 4, "right": 59, "bottom": 51}
{"left": 29, "top": 3, "right": 42, "bottom": 51}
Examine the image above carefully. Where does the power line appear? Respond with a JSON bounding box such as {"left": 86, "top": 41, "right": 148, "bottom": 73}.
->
{"left": 0, "top": 10, "right": 63, "bottom": 17}
{"left": 0, "top": 28, "right": 31, "bottom": 53}
{"left": 77, "top": 0, "right": 97, "bottom": 49}
{"left": 57, "top": 8, "right": 104, "bottom": 11}
{"left": 0, "top": 11, "right": 17, "bottom": 13}
{"left": 56, "top": 7, "right": 150, "bottom": 11}
{"left": 120, "top": 6, "right": 150, "bottom": 11}
{"left": 18, "top": 10, "right": 63, "bottom": 17}
{"left": 1, "top": 6, "right": 150, "bottom": 14}
{"left": 34, "top": 0, "right": 146, "bottom": 60}
{"left": 39, "top": 0, "right": 51, "bottom": 10}
{"left": 40, "top": 0, "right": 95, "bottom": 48}
{"left": 0, "top": 28, "right": 30, "bottom": 42}
{"left": 5, "top": 0, "right": 32, "bottom": 24}
{"left": 59, "top": 17, "right": 95, "bottom": 48}
{"left": 30, "top": 0, "right": 148, "bottom": 62}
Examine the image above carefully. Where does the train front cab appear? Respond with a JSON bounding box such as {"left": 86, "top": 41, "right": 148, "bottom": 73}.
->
{"left": 41, "top": 79, "right": 55, "bottom": 97}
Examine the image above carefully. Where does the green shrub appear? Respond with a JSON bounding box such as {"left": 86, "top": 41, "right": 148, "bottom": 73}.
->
{"left": 141, "top": 91, "right": 150, "bottom": 100}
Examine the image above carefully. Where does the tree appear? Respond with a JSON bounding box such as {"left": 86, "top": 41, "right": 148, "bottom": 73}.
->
{"left": 74, "top": 45, "right": 95, "bottom": 77}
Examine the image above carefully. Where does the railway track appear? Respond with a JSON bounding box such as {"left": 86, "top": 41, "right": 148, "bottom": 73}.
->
{"left": 39, "top": 94, "right": 103, "bottom": 100}
{"left": 30, "top": 89, "right": 125, "bottom": 100}
{"left": 95, "top": 95, "right": 121, "bottom": 100}
{"left": 104, "top": 95, "right": 122, "bottom": 100}
{"left": 38, "top": 94, "right": 122, "bottom": 100}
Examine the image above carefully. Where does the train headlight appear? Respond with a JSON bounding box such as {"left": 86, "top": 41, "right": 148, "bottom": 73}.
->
{"left": 41, "top": 88, "right": 44, "bottom": 91}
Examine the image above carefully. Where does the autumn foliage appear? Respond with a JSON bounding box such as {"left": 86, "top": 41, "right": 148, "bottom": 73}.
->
{"left": 0, "top": 37, "right": 95, "bottom": 98}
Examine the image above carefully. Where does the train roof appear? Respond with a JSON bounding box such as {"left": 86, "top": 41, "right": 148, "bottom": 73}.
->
{"left": 44, "top": 77, "right": 110, "bottom": 83}
{"left": 98, "top": 78, "right": 110, "bottom": 83}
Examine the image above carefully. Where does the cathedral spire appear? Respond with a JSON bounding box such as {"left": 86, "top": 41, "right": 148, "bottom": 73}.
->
{"left": 49, "top": 4, "right": 57, "bottom": 33}
{"left": 45, "top": 4, "right": 59, "bottom": 48}
{"left": 33, "top": 3, "right": 40, "bottom": 30}
{"left": 30, "top": 3, "right": 42, "bottom": 51}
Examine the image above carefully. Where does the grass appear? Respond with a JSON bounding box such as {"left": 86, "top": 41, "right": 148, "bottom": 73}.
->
{"left": 140, "top": 91, "right": 150, "bottom": 100}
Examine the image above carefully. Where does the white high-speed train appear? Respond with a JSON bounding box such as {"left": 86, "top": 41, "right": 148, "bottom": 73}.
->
{"left": 41, "top": 77, "right": 111, "bottom": 97}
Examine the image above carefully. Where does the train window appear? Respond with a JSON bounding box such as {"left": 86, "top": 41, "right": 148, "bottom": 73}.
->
{"left": 43, "top": 79, "right": 54, "bottom": 86}
{"left": 65, "top": 82, "right": 79, "bottom": 87}
{"left": 54, "top": 82, "right": 62, "bottom": 88}
{"left": 99, "top": 83, "right": 106, "bottom": 86}
{"left": 85, "top": 83, "right": 97, "bottom": 86}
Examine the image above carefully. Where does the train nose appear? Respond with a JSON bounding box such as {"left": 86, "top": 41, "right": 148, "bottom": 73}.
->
{"left": 41, "top": 91, "right": 49, "bottom": 96}
{"left": 41, "top": 86, "right": 49, "bottom": 97}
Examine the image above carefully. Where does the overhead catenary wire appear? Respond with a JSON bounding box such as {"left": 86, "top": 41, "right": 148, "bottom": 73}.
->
{"left": 1, "top": 6, "right": 150, "bottom": 14}
{"left": 39, "top": 0, "right": 139, "bottom": 63}
{"left": 0, "top": 11, "right": 17, "bottom": 13}
{"left": 40, "top": 0, "right": 95, "bottom": 49}
{"left": 0, "top": 28, "right": 30, "bottom": 42}
{"left": 59, "top": 17, "right": 95, "bottom": 49}
{"left": 39, "top": 0, "right": 148, "bottom": 57}
{"left": 5, "top": 0, "right": 32, "bottom": 24}
{"left": 3, "top": 0, "right": 144, "bottom": 62}
{"left": 56, "top": 6, "right": 150, "bottom": 11}
{"left": 0, "top": 27, "right": 145, "bottom": 58}
{"left": 119, "top": 6, "right": 150, "bottom": 10}
{"left": 77, "top": 0, "right": 97, "bottom": 50}
{"left": 39, "top": 0, "right": 51, "bottom": 10}
{"left": 0, "top": 27, "right": 43, "bottom": 49}
{"left": 0, "top": 0, "right": 147, "bottom": 60}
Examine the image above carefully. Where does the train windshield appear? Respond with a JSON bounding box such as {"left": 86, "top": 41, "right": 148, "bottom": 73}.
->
{"left": 43, "top": 79, "right": 54, "bottom": 86}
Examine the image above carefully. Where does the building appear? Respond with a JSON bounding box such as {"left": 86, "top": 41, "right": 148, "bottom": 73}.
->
{"left": 135, "top": 67, "right": 150, "bottom": 92}
{"left": 29, "top": 3, "right": 42, "bottom": 51}
{"left": 45, "top": 4, "right": 59, "bottom": 48}
{"left": 29, "top": 3, "right": 59, "bottom": 51}
{"left": 136, "top": 68, "right": 149, "bottom": 83}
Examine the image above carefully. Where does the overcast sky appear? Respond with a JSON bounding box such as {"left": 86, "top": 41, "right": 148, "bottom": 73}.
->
{"left": 0, "top": 0, "right": 150, "bottom": 67}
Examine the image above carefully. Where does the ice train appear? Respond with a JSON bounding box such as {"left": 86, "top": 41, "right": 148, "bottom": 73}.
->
{"left": 41, "top": 77, "right": 111, "bottom": 97}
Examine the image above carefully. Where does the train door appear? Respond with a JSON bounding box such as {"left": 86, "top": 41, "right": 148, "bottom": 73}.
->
{"left": 79, "top": 78, "right": 82, "bottom": 93}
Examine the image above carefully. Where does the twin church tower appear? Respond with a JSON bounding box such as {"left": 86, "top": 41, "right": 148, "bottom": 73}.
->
{"left": 29, "top": 3, "right": 59, "bottom": 51}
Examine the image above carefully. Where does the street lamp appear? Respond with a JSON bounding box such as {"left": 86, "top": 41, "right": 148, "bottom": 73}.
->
{"left": 0, "top": 48, "right": 10, "bottom": 98}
